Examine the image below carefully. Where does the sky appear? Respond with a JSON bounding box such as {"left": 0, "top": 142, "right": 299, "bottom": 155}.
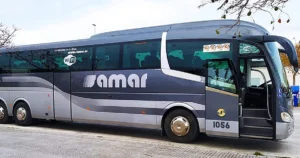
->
{"left": 1, "top": 0, "right": 300, "bottom": 46}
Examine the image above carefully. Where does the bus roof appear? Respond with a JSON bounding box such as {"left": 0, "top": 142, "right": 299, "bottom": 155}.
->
{"left": 0, "top": 19, "right": 269, "bottom": 53}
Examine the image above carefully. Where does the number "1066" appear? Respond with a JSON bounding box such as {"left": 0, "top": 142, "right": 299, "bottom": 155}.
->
{"left": 213, "top": 121, "right": 230, "bottom": 129}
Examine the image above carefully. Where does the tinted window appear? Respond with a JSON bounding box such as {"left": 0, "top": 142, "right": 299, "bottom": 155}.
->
{"left": 0, "top": 53, "right": 11, "bottom": 73}
{"left": 239, "top": 43, "right": 260, "bottom": 54}
{"left": 10, "top": 50, "right": 49, "bottom": 73}
{"left": 95, "top": 44, "right": 120, "bottom": 70}
{"left": 123, "top": 41, "right": 161, "bottom": 69}
{"left": 207, "top": 60, "right": 236, "bottom": 93}
{"left": 167, "top": 41, "right": 233, "bottom": 76}
{"left": 51, "top": 47, "right": 93, "bottom": 71}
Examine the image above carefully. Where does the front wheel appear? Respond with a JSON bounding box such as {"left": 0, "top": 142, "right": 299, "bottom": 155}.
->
{"left": 164, "top": 109, "right": 199, "bottom": 143}
{"left": 14, "top": 102, "right": 32, "bottom": 126}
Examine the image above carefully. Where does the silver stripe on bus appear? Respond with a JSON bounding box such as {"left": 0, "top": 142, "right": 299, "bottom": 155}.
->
{"left": 72, "top": 91, "right": 204, "bottom": 95}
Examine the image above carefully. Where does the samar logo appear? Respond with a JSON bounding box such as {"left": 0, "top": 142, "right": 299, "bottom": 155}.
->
{"left": 64, "top": 55, "right": 76, "bottom": 66}
{"left": 83, "top": 74, "right": 147, "bottom": 88}
{"left": 217, "top": 109, "right": 226, "bottom": 117}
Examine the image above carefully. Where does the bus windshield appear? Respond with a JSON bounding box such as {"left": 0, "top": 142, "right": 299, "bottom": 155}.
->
{"left": 265, "top": 42, "right": 290, "bottom": 90}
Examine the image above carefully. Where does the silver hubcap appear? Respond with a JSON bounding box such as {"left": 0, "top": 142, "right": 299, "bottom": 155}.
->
{"left": 170, "top": 116, "right": 190, "bottom": 136}
{"left": 17, "top": 107, "right": 27, "bottom": 121}
{"left": 0, "top": 107, "right": 5, "bottom": 120}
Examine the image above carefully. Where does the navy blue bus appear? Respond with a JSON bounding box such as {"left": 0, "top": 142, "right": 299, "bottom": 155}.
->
{"left": 0, "top": 20, "right": 297, "bottom": 143}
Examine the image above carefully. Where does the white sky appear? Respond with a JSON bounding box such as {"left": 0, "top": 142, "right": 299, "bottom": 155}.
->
{"left": 1, "top": 0, "right": 299, "bottom": 45}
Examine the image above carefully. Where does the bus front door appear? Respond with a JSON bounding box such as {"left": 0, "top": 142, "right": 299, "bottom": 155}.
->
{"left": 205, "top": 59, "right": 239, "bottom": 138}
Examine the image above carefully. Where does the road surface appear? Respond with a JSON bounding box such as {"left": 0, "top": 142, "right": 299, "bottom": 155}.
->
{"left": 0, "top": 108, "right": 299, "bottom": 158}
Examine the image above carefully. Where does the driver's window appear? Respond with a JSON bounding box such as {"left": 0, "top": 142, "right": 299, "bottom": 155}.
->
{"left": 207, "top": 60, "right": 237, "bottom": 93}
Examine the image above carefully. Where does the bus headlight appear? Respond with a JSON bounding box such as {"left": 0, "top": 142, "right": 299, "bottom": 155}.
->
{"left": 281, "top": 112, "right": 292, "bottom": 123}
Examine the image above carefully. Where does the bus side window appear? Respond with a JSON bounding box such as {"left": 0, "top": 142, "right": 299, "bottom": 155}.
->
{"left": 50, "top": 51, "right": 69, "bottom": 72}
{"left": 122, "top": 41, "right": 161, "bottom": 69}
{"left": 0, "top": 53, "right": 10, "bottom": 73}
{"left": 10, "top": 50, "right": 49, "bottom": 73}
{"left": 207, "top": 60, "right": 237, "bottom": 94}
{"left": 94, "top": 44, "right": 120, "bottom": 70}
{"left": 70, "top": 47, "right": 93, "bottom": 71}
{"left": 50, "top": 47, "right": 93, "bottom": 72}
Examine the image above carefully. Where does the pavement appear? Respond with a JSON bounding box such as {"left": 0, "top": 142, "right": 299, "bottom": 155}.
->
{"left": 0, "top": 107, "right": 299, "bottom": 158}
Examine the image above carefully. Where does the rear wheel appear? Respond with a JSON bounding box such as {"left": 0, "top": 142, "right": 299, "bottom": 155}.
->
{"left": 14, "top": 102, "right": 32, "bottom": 126}
{"left": 164, "top": 109, "right": 199, "bottom": 143}
{"left": 0, "top": 102, "right": 9, "bottom": 124}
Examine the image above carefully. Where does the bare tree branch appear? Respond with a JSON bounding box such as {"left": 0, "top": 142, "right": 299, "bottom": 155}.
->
{"left": 0, "top": 23, "right": 18, "bottom": 48}
{"left": 198, "top": 0, "right": 291, "bottom": 33}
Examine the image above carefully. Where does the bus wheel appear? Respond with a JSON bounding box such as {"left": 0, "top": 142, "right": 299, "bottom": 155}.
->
{"left": 0, "top": 102, "right": 9, "bottom": 124}
{"left": 14, "top": 102, "right": 32, "bottom": 126}
{"left": 164, "top": 109, "right": 199, "bottom": 143}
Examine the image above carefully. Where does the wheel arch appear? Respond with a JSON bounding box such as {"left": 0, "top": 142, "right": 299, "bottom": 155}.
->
{"left": 0, "top": 97, "right": 8, "bottom": 109}
{"left": 160, "top": 102, "right": 200, "bottom": 135}
{"left": 12, "top": 98, "right": 32, "bottom": 115}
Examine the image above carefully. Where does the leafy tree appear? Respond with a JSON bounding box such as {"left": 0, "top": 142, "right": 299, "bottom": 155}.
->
{"left": 0, "top": 23, "right": 17, "bottom": 48}
{"left": 280, "top": 42, "right": 300, "bottom": 85}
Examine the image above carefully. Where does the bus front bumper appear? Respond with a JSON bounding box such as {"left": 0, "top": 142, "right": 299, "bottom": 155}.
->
{"left": 276, "top": 120, "right": 294, "bottom": 140}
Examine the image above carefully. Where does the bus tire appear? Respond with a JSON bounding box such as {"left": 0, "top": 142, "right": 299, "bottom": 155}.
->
{"left": 13, "top": 102, "right": 32, "bottom": 126}
{"left": 0, "top": 102, "right": 9, "bottom": 124}
{"left": 164, "top": 109, "right": 199, "bottom": 143}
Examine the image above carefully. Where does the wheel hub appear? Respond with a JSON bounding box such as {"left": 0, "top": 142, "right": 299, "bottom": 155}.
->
{"left": 0, "top": 107, "right": 5, "bottom": 120}
{"left": 16, "top": 107, "right": 27, "bottom": 121}
{"left": 170, "top": 116, "right": 190, "bottom": 136}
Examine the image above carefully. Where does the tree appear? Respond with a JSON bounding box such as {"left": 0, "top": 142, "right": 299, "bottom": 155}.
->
{"left": 0, "top": 23, "right": 17, "bottom": 48}
{"left": 280, "top": 42, "right": 300, "bottom": 85}
{"left": 198, "top": 0, "right": 290, "bottom": 33}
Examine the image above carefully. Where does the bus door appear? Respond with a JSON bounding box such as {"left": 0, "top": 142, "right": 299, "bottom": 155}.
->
{"left": 53, "top": 72, "right": 72, "bottom": 121}
{"left": 205, "top": 59, "right": 239, "bottom": 138}
{"left": 51, "top": 52, "right": 72, "bottom": 121}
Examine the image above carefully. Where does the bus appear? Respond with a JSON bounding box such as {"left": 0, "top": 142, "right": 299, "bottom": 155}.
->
{"left": 0, "top": 20, "right": 297, "bottom": 143}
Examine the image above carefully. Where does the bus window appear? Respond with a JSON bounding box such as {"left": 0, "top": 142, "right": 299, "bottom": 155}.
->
{"left": 239, "top": 43, "right": 261, "bottom": 54}
{"left": 95, "top": 44, "right": 120, "bottom": 70}
{"left": 51, "top": 47, "right": 93, "bottom": 71}
{"left": 166, "top": 41, "right": 233, "bottom": 76}
{"left": 207, "top": 60, "right": 236, "bottom": 93}
{"left": 0, "top": 53, "right": 10, "bottom": 73}
{"left": 122, "top": 41, "right": 161, "bottom": 69}
{"left": 10, "top": 50, "right": 49, "bottom": 73}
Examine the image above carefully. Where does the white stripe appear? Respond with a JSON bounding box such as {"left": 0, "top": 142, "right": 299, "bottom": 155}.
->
{"left": 161, "top": 32, "right": 170, "bottom": 69}
{"left": 161, "top": 69, "right": 205, "bottom": 82}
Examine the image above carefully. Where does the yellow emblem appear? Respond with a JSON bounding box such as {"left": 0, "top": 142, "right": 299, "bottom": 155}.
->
{"left": 217, "top": 109, "right": 226, "bottom": 117}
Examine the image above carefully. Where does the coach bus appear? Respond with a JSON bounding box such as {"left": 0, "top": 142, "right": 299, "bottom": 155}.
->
{"left": 0, "top": 20, "right": 297, "bottom": 143}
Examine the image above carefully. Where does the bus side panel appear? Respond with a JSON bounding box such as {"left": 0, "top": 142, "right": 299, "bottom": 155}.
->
{"left": 0, "top": 74, "right": 11, "bottom": 116}
{"left": 70, "top": 69, "right": 205, "bottom": 129}
{"left": 2, "top": 73, "right": 54, "bottom": 119}
{"left": 53, "top": 72, "right": 71, "bottom": 121}
{"left": 70, "top": 70, "right": 158, "bottom": 128}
